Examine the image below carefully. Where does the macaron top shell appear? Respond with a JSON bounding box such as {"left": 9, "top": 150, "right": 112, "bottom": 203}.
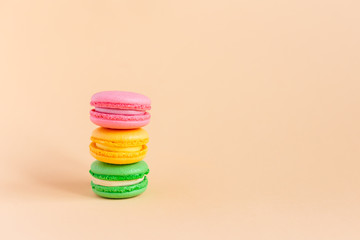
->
{"left": 91, "top": 127, "right": 149, "bottom": 147}
{"left": 91, "top": 91, "right": 151, "bottom": 110}
{"left": 90, "top": 160, "right": 149, "bottom": 181}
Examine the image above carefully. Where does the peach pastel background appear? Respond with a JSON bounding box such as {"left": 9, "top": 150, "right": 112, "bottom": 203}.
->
{"left": 1, "top": 1, "right": 360, "bottom": 239}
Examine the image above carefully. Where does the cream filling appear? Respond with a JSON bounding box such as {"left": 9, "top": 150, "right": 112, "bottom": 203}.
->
{"left": 96, "top": 143, "right": 142, "bottom": 152}
{"left": 95, "top": 107, "right": 145, "bottom": 115}
{"left": 92, "top": 177, "right": 145, "bottom": 187}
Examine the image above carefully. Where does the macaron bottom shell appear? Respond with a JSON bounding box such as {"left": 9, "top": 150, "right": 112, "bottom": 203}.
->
{"left": 92, "top": 187, "right": 147, "bottom": 199}
{"left": 89, "top": 143, "right": 148, "bottom": 165}
{"left": 91, "top": 177, "right": 148, "bottom": 199}
{"left": 90, "top": 116, "right": 150, "bottom": 129}
{"left": 89, "top": 151, "right": 146, "bottom": 164}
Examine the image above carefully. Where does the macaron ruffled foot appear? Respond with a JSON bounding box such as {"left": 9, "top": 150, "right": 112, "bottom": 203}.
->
{"left": 90, "top": 91, "right": 151, "bottom": 129}
{"left": 89, "top": 127, "right": 149, "bottom": 165}
{"left": 89, "top": 160, "right": 149, "bottom": 199}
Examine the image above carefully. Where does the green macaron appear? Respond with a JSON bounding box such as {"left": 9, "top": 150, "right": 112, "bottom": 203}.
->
{"left": 89, "top": 160, "right": 149, "bottom": 199}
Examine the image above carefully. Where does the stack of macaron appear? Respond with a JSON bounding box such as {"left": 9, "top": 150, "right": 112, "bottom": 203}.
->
{"left": 89, "top": 91, "right": 151, "bottom": 198}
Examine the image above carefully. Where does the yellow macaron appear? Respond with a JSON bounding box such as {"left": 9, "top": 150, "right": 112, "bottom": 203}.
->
{"left": 90, "top": 127, "right": 149, "bottom": 164}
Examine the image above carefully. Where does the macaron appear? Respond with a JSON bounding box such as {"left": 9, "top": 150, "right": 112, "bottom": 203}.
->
{"left": 90, "top": 91, "right": 151, "bottom": 129}
{"left": 90, "top": 127, "right": 149, "bottom": 164}
{"left": 90, "top": 160, "right": 149, "bottom": 198}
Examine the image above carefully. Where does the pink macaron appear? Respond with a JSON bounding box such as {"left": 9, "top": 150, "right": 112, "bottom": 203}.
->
{"left": 90, "top": 91, "right": 151, "bottom": 129}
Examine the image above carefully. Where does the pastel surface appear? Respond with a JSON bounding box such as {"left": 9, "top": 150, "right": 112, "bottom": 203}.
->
{"left": 91, "top": 91, "right": 151, "bottom": 110}
{"left": 90, "top": 91, "right": 151, "bottom": 129}
{"left": 90, "top": 160, "right": 149, "bottom": 199}
{"left": 91, "top": 182, "right": 148, "bottom": 199}
{"left": 90, "top": 114, "right": 150, "bottom": 130}
{"left": 90, "top": 127, "right": 149, "bottom": 164}
{"left": 90, "top": 160, "right": 149, "bottom": 180}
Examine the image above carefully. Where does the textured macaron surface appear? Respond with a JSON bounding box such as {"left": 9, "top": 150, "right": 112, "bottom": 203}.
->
{"left": 90, "top": 91, "right": 151, "bottom": 129}
{"left": 90, "top": 160, "right": 149, "bottom": 198}
{"left": 91, "top": 177, "right": 148, "bottom": 193}
{"left": 91, "top": 91, "right": 151, "bottom": 110}
{"left": 90, "top": 160, "right": 149, "bottom": 181}
{"left": 90, "top": 110, "right": 150, "bottom": 121}
{"left": 91, "top": 127, "right": 149, "bottom": 147}
{"left": 90, "top": 127, "right": 149, "bottom": 164}
{"left": 91, "top": 179, "right": 148, "bottom": 199}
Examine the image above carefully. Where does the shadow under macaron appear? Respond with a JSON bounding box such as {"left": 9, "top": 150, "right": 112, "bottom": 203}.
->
{"left": 20, "top": 148, "right": 93, "bottom": 199}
